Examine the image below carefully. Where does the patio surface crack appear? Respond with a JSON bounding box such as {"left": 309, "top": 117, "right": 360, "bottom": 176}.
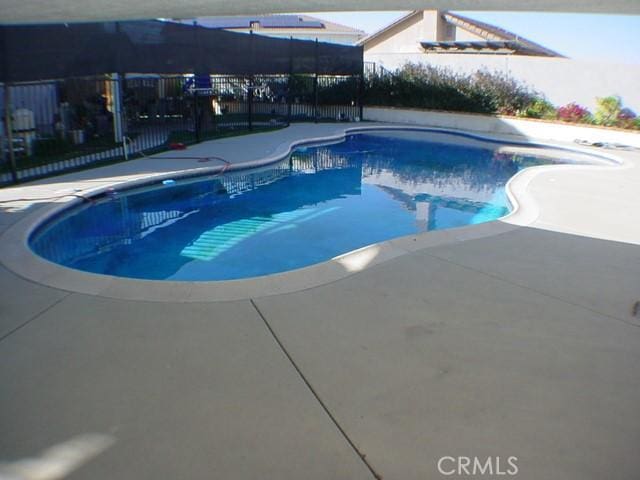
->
{"left": 0, "top": 292, "right": 72, "bottom": 343}
{"left": 249, "top": 299, "right": 382, "bottom": 480}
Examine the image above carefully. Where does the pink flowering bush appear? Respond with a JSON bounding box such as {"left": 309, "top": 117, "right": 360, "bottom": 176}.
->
{"left": 556, "top": 103, "right": 592, "bottom": 123}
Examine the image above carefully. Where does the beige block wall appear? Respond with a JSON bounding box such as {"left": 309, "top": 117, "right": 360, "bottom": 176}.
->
{"left": 363, "top": 106, "right": 640, "bottom": 148}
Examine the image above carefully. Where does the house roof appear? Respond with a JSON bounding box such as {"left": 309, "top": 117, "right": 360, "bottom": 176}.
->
{"left": 297, "top": 15, "right": 365, "bottom": 34}
{"left": 358, "top": 10, "right": 563, "bottom": 57}
{"left": 173, "top": 14, "right": 365, "bottom": 35}
{"left": 443, "top": 12, "right": 563, "bottom": 57}
{"left": 356, "top": 11, "right": 420, "bottom": 47}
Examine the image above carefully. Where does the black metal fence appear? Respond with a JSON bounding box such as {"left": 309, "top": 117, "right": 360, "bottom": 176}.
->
{"left": 0, "top": 71, "right": 363, "bottom": 186}
{"left": 363, "top": 61, "right": 395, "bottom": 80}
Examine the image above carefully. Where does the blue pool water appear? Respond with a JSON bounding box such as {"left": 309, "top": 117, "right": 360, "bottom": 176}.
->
{"left": 30, "top": 130, "right": 571, "bottom": 281}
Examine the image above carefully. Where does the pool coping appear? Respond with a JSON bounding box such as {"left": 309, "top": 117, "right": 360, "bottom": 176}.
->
{"left": 0, "top": 125, "right": 628, "bottom": 302}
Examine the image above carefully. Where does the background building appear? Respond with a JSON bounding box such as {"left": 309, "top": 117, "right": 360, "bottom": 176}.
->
{"left": 360, "top": 9, "right": 639, "bottom": 111}
{"left": 360, "top": 10, "right": 562, "bottom": 60}
{"left": 172, "top": 14, "right": 366, "bottom": 45}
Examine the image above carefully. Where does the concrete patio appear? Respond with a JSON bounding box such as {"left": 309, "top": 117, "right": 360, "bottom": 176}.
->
{"left": 1, "top": 123, "right": 639, "bottom": 480}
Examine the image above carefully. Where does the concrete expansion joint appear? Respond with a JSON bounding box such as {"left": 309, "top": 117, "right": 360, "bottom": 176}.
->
{"left": 249, "top": 299, "right": 383, "bottom": 480}
{"left": 420, "top": 250, "right": 640, "bottom": 330}
{"left": 0, "top": 292, "right": 72, "bottom": 343}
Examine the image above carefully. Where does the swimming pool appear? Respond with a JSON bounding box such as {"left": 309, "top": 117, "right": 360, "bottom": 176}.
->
{"left": 29, "top": 129, "right": 588, "bottom": 281}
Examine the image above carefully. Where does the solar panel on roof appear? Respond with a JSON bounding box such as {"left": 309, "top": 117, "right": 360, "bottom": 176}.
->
{"left": 193, "top": 17, "right": 251, "bottom": 29}
{"left": 173, "top": 15, "right": 325, "bottom": 30}
{"left": 262, "top": 17, "right": 324, "bottom": 28}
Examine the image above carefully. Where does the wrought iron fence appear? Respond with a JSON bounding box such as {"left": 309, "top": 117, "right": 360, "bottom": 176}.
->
{"left": 1, "top": 71, "right": 363, "bottom": 186}
{"left": 363, "top": 61, "right": 396, "bottom": 80}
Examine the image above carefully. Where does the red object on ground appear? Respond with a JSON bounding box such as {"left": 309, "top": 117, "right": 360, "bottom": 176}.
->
{"left": 169, "top": 143, "right": 187, "bottom": 150}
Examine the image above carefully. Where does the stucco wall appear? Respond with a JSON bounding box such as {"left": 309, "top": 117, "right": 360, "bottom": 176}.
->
{"left": 364, "top": 52, "right": 640, "bottom": 112}
{"left": 363, "top": 106, "right": 640, "bottom": 148}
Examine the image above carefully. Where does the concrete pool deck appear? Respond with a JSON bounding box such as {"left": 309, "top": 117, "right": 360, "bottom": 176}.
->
{"left": 1, "top": 123, "right": 639, "bottom": 479}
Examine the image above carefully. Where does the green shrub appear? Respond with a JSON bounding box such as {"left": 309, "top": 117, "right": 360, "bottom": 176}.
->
{"left": 364, "top": 64, "right": 640, "bottom": 131}
{"left": 365, "top": 63, "right": 538, "bottom": 115}
{"left": 594, "top": 95, "right": 622, "bottom": 126}
{"left": 289, "top": 74, "right": 314, "bottom": 103}
{"left": 521, "top": 98, "right": 557, "bottom": 119}
{"left": 472, "top": 70, "right": 537, "bottom": 115}
{"left": 365, "top": 64, "right": 493, "bottom": 113}
{"left": 317, "top": 77, "right": 358, "bottom": 105}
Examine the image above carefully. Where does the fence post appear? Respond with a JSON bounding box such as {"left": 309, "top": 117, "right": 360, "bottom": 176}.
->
{"left": 358, "top": 58, "right": 365, "bottom": 122}
{"left": 313, "top": 38, "right": 319, "bottom": 123}
{"left": 193, "top": 19, "right": 203, "bottom": 143}
{"left": 247, "top": 76, "right": 254, "bottom": 131}
{"left": 287, "top": 36, "right": 293, "bottom": 126}
{"left": 112, "top": 23, "right": 128, "bottom": 157}
{"left": 194, "top": 89, "right": 201, "bottom": 143}
{"left": 248, "top": 30, "right": 254, "bottom": 131}
{"left": 3, "top": 83, "right": 18, "bottom": 183}
{"left": 1, "top": 26, "right": 18, "bottom": 183}
{"left": 109, "top": 73, "right": 124, "bottom": 144}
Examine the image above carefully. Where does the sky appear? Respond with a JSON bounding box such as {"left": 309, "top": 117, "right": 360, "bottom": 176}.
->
{"left": 305, "top": 11, "right": 640, "bottom": 64}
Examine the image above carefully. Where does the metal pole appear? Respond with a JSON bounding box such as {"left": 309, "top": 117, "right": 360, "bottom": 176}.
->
{"left": 1, "top": 26, "right": 18, "bottom": 183}
{"left": 287, "top": 36, "right": 293, "bottom": 126}
{"left": 193, "top": 19, "right": 203, "bottom": 143}
{"left": 247, "top": 77, "right": 253, "bottom": 131}
{"left": 194, "top": 89, "right": 200, "bottom": 143}
{"left": 358, "top": 50, "right": 365, "bottom": 121}
{"left": 313, "top": 38, "right": 319, "bottom": 123}
{"left": 3, "top": 84, "right": 18, "bottom": 183}
{"left": 110, "top": 73, "right": 124, "bottom": 143}
{"left": 248, "top": 30, "right": 254, "bottom": 131}
{"left": 112, "top": 22, "right": 127, "bottom": 155}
